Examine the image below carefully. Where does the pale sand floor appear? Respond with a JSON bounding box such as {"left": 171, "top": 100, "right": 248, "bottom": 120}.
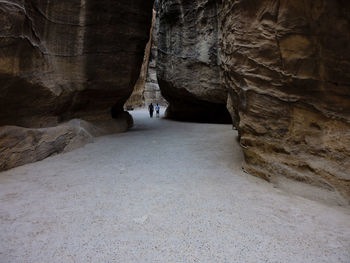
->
{"left": 0, "top": 109, "right": 349, "bottom": 263}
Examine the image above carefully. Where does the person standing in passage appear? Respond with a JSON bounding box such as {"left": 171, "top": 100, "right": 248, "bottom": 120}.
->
{"left": 155, "top": 104, "right": 160, "bottom": 118}
{"left": 148, "top": 103, "right": 154, "bottom": 118}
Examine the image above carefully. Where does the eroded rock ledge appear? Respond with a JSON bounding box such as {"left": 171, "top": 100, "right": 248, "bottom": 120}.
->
{"left": 0, "top": 112, "right": 133, "bottom": 171}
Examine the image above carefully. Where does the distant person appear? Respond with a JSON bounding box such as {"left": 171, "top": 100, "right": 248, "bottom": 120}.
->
{"left": 155, "top": 104, "right": 160, "bottom": 118}
{"left": 148, "top": 103, "right": 154, "bottom": 118}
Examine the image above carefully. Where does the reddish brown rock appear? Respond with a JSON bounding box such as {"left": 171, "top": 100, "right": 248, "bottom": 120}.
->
{"left": 0, "top": 112, "right": 133, "bottom": 171}
{"left": 157, "top": 0, "right": 349, "bottom": 202}
{"left": 126, "top": 3, "right": 168, "bottom": 109}
{"left": 144, "top": 4, "right": 167, "bottom": 107}
{"left": 0, "top": 0, "right": 153, "bottom": 170}
{"left": 125, "top": 22, "right": 153, "bottom": 108}
{"left": 220, "top": 0, "right": 350, "bottom": 201}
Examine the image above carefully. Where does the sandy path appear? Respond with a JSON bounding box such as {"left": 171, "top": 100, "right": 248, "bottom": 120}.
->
{"left": 1, "top": 109, "right": 350, "bottom": 263}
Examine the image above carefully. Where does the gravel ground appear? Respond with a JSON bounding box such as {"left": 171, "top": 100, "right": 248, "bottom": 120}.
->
{"left": 0, "top": 109, "right": 350, "bottom": 263}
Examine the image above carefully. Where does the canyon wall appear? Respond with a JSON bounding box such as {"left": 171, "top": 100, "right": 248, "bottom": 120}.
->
{"left": 158, "top": 0, "right": 350, "bottom": 201}
{"left": 144, "top": 5, "right": 167, "bottom": 107}
{"left": 220, "top": 0, "right": 350, "bottom": 201}
{"left": 126, "top": 3, "right": 167, "bottom": 109}
{"left": 1, "top": 0, "right": 349, "bottom": 201}
{"left": 0, "top": 0, "right": 153, "bottom": 170}
{"left": 125, "top": 17, "right": 153, "bottom": 109}
{"left": 157, "top": 0, "right": 231, "bottom": 123}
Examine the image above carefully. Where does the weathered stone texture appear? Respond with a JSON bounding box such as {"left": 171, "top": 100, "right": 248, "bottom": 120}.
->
{"left": 0, "top": 0, "right": 153, "bottom": 170}
{"left": 126, "top": 4, "right": 167, "bottom": 109}
{"left": 0, "top": 112, "right": 133, "bottom": 171}
{"left": 145, "top": 5, "right": 167, "bottom": 107}
{"left": 157, "top": 0, "right": 231, "bottom": 123}
{"left": 126, "top": 21, "right": 153, "bottom": 108}
{"left": 220, "top": 0, "right": 350, "bottom": 200}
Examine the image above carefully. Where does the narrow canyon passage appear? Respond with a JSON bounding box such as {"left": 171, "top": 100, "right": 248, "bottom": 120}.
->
{"left": 0, "top": 110, "right": 349, "bottom": 262}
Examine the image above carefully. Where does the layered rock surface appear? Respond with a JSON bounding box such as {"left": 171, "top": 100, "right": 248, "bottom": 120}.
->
{"left": 144, "top": 5, "right": 167, "bottom": 107}
{"left": 220, "top": 0, "right": 350, "bottom": 201}
{"left": 126, "top": 3, "right": 167, "bottom": 109}
{"left": 125, "top": 20, "right": 153, "bottom": 108}
{"left": 157, "top": 0, "right": 350, "bottom": 201}
{"left": 157, "top": 0, "right": 231, "bottom": 123}
{"left": 0, "top": 0, "right": 153, "bottom": 170}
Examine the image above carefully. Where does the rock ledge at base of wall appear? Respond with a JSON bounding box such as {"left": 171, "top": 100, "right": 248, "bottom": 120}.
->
{"left": 0, "top": 112, "right": 133, "bottom": 171}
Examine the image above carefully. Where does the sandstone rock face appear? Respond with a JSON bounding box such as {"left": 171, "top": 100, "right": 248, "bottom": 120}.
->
{"left": 157, "top": 0, "right": 231, "bottom": 123}
{"left": 220, "top": 0, "right": 350, "bottom": 201}
{"left": 126, "top": 23, "right": 153, "bottom": 108}
{"left": 144, "top": 5, "right": 167, "bottom": 107}
{"left": 0, "top": 0, "right": 153, "bottom": 170}
{"left": 0, "top": 0, "right": 153, "bottom": 126}
{"left": 157, "top": 0, "right": 349, "bottom": 201}
{"left": 126, "top": 4, "right": 167, "bottom": 109}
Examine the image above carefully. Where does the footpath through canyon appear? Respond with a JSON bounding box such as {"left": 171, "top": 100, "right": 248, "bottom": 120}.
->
{"left": 0, "top": 109, "right": 350, "bottom": 262}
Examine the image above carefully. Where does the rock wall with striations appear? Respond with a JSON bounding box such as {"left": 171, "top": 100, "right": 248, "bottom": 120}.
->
{"left": 0, "top": 0, "right": 153, "bottom": 170}
{"left": 220, "top": 0, "right": 350, "bottom": 202}
{"left": 157, "top": 0, "right": 350, "bottom": 202}
{"left": 157, "top": 0, "right": 231, "bottom": 123}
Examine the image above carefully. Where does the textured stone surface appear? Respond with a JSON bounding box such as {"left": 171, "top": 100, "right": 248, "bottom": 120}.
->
{"left": 220, "top": 0, "right": 350, "bottom": 201}
{"left": 0, "top": 0, "right": 153, "bottom": 170}
{"left": 0, "top": 112, "right": 133, "bottom": 171}
{"left": 157, "top": 0, "right": 349, "bottom": 201}
{"left": 125, "top": 23, "right": 153, "bottom": 108}
{"left": 126, "top": 3, "right": 168, "bottom": 109}
{"left": 157, "top": 0, "right": 231, "bottom": 123}
{"left": 144, "top": 5, "right": 167, "bottom": 107}
{"left": 0, "top": 0, "right": 153, "bottom": 126}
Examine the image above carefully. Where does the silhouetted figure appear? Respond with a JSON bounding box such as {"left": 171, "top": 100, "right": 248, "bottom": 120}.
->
{"left": 148, "top": 103, "right": 154, "bottom": 118}
{"left": 155, "top": 104, "right": 160, "bottom": 118}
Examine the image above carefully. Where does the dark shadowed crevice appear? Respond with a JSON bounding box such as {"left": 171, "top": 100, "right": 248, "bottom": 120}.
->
{"left": 158, "top": 78, "right": 232, "bottom": 124}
